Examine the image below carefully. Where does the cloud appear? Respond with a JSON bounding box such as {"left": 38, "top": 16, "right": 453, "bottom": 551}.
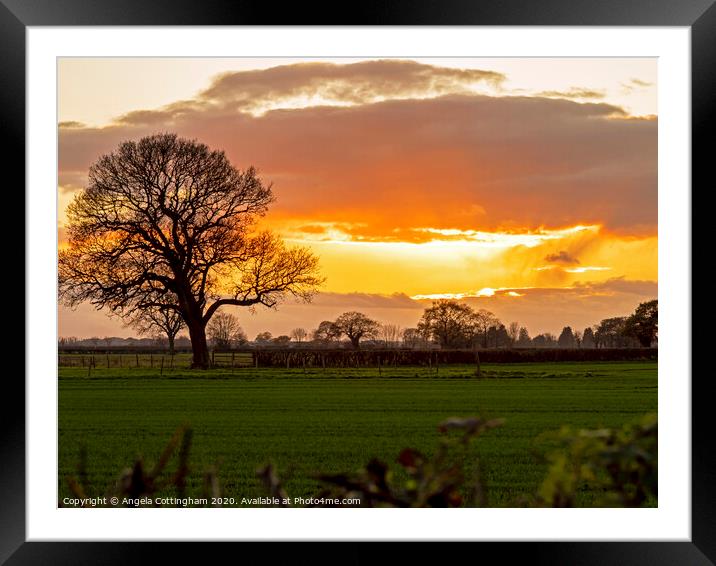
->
{"left": 58, "top": 121, "right": 87, "bottom": 129}
{"left": 629, "top": 78, "right": 653, "bottom": 88}
{"left": 620, "top": 78, "right": 654, "bottom": 94}
{"left": 536, "top": 87, "right": 606, "bottom": 100}
{"left": 544, "top": 251, "right": 580, "bottom": 265}
{"left": 198, "top": 60, "right": 506, "bottom": 114}
{"left": 59, "top": 90, "right": 657, "bottom": 237}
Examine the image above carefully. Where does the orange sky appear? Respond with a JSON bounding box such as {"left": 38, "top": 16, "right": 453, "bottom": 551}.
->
{"left": 58, "top": 58, "right": 657, "bottom": 339}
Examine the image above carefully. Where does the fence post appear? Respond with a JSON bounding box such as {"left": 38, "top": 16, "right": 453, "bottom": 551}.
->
{"left": 136, "top": 354, "right": 139, "bottom": 368}
{"left": 232, "top": 352, "right": 235, "bottom": 368}
{"left": 436, "top": 352, "right": 439, "bottom": 376}
{"left": 254, "top": 351, "right": 259, "bottom": 368}
{"left": 160, "top": 356, "right": 164, "bottom": 376}
{"left": 106, "top": 353, "right": 110, "bottom": 368}
{"left": 378, "top": 355, "right": 382, "bottom": 377}
{"left": 475, "top": 350, "right": 481, "bottom": 378}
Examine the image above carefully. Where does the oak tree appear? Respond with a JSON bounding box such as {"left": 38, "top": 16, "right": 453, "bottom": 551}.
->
{"left": 59, "top": 133, "right": 323, "bottom": 368}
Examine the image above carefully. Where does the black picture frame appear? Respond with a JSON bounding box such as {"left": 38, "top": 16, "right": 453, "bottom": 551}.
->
{"left": 5, "top": 1, "right": 709, "bottom": 563}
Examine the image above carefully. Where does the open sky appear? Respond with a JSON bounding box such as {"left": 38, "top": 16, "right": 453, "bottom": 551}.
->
{"left": 58, "top": 57, "right": 657, "bottom": 339}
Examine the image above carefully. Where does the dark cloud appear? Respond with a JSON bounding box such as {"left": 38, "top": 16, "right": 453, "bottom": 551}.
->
{"left": 544, "top": 251, "right": 580, "bottom": 265}
{"left": 59, "top": 69, "right": 657, "bottom": 236}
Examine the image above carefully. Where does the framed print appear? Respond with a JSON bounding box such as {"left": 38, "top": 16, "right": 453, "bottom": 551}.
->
{"left": 6, "top": 0, "right": 711, "bottom": 563}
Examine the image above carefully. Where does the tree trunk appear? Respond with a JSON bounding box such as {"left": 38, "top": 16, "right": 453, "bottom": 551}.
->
{"left": 350, "top": 336, "right": 361, "bottom": 350}
{"left": 168, "top": 334, "right": 176, "bottom": 356}
{"left": 187, "top": 318, "right": 210, "bottom": 369}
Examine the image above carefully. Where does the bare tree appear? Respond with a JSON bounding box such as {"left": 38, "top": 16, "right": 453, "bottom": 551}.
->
{"left": 125, "top": 303, "right": 185, "bottom": 354}
{"left": 380, "top": 323, "right": 402, "bottom": 348}
{"left": 207, "top": 312, "right": 246, "bottom": 349}
{"left": 290, "top": 328, "right": 308, "bottom": 343}
{"left": 402, "top": 327, "right": 430, "bottom": 349}
{"left": 334, "top": 312, "right": 380, "bottom": 350}
{"left": 58, "top": 134, "right": 323, "bottom": 368}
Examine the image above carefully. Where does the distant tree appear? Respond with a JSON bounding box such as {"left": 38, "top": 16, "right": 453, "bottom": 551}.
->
{"left": 558, "top": 326, "right": 576, "bottom": 348}
{"left": 124, "top": 301, "right": 185, "bottom": 354}
{"left": 473, "top": 309, "right": 500, "bottom": 348}
{"left": 272, "top": 335, "right": 291, "bottom": 346}
{"left": 334, "top": 311, "right": 380, "bottom": 350}
{"left": 574, "top": 330, "right": 583, "bottom": 348}
{"left": 507, "top": 322, "right": 520, "bottom": 347}
{"left": 624, "top": 300, "right": 658, "bottom": 347}
{"left": 533, "top": 333, "right": 558, "bottom": 348}
{"left": 290, "top": 328, "right": 308, "bottom": 343}
{"left": 380, "top": 323, "right": 402, "bottom": 348}
{"left": 312, "top": 321, "right": 341, "bottom": 344}
{"left": 516, "top": 327, "right": 531, "bottom": 348}
{"left": 207, "top": 312, "right": 246, "bottom": 349}
{"left": 595, "top": 317, "right": 635, "bottom": 348}
{"left": 487, "top": 324, "right": 511, "bottom": 348}
{"left": 418, "top": 300, "right": 477, "bottom": 349}
{"left": 255, "top": 331, "right": 273, "bottom": 344}
{"left": 402, "top": 327, "right": 430, "bottom": 349}
{"left": 582, "top": 327, "right": 596, "bottom": 348}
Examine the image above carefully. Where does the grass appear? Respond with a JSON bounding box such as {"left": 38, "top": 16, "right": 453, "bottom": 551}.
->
{"left": 58, "top": 361, "right": 657, "bottom": 506}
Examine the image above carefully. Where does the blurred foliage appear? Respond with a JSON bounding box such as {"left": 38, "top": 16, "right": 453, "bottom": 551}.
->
{"left": 63, "top": 414, "right": 656, "bottom": 508}
{"left": 534, "top": 413, "right": 657, "bottom": 507}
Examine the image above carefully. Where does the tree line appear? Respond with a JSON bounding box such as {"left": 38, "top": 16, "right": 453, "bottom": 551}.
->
{"left": 61, "top": 298, "right": 657, "bottom": 353}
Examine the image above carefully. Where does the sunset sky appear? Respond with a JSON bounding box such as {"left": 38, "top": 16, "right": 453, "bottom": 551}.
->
{"left": 58, "top": 58, "right": 657, "bottom": 339}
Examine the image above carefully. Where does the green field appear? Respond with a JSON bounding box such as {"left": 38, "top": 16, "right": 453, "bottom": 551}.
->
{"left": 58, "top": 361, "right": 657, "bottom": 506}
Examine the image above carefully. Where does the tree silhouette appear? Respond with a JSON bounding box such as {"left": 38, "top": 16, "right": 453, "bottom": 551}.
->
{"left": 419, "top": 300, "right": 483, "bottom": 349}
{"left": 582, "top": 327, "right": 596, "bottom": 348}
{"left": 624, "top": 300, "right": 658, "bottom": 347}
{"left": 558, "top": 326, "right": 576, "bottom": 348}
{"left": 58, "top": 134, "right": 323, "bottom": 368}
{"left": 124, "top": 300, "right": 185, "bottom": 354}
{"left": 290, "top": 328, "right": 308, "bottom": 343}
{"left": 334, "top": 312, "right": 380, "bottom": 350}
{"left": 207, "top": 312, "right": 246, "bottom": 349}
{"left": 312, "top": 321, "right": 341, "bottom": 344}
